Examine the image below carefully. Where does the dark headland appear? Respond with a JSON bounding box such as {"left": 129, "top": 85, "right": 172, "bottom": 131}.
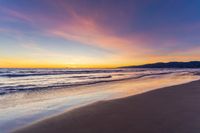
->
{"left": 120, "top": 61, "right": 200, "bottom": 68}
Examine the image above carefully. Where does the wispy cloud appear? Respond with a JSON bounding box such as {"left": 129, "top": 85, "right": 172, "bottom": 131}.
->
{"left": 0, "top": 6, "right": 33, "bottom": 23}
{"left": 1, "top": 0, "right": 200, "bottom": 68}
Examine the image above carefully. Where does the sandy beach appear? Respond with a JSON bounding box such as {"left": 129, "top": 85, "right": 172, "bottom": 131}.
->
{"left": 2, "top": 0, "right": 200, "bottom": 133}
{"left": 13, "top": 80, "right": 200, "bottom": 133}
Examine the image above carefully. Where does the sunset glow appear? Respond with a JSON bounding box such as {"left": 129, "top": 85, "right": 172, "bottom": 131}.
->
{"left": 1, "top": 0, "right": 200, "bottom": 68}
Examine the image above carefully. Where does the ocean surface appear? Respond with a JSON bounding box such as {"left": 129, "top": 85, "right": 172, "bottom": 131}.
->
{"left": 1, "top": 68, "right": 199, "bottom": 95}
{"left": 0, "top": 68, "right": 200, "bottom": 133}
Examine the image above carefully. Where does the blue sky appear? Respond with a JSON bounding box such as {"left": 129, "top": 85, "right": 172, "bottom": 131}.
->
{"left": 0, "top": 0, "right": 200, "bottom": 68}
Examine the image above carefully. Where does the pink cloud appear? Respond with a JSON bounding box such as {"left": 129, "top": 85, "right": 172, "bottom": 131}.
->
{"left": 0, "top": 3, "right": 155, "bottom": 59}
{"left": 45, "top": 9, "right": 149, "bottom": 57}
{"left": 0, "top": 6, "right": 33, "bottom": 23}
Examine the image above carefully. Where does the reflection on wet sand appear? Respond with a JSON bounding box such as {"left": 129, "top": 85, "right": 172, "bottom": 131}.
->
{"left": 0, "top": 72, "right": 199, "bottom": 133}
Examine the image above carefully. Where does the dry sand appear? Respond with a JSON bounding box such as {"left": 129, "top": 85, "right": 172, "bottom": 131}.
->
{"left": 14, "top": 80, "right": 200, "bottom": 133}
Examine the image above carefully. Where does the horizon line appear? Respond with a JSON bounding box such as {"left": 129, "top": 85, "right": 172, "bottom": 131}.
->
{"left": 1, "top": 60, "right": 200, "bottom": 69}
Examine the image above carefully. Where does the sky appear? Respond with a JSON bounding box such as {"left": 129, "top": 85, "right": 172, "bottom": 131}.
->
{"left": 0, "top": 0, "right": 200, "bottom": 68}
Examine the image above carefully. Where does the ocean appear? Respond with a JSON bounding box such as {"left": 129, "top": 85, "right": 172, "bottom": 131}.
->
{"left": 1, "top": 68, "right": 199, "bottom": 95}
{"left": 0, "top": 68, "right": 200, "bottom": 133}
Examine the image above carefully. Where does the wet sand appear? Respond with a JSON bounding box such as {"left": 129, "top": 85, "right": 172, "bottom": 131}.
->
{"left": 14, "top": 80, "right": 200, "bottom": 133}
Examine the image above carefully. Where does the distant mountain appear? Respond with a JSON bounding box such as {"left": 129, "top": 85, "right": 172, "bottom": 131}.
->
{"left": 121, "top": 61, "right": 200, "bottom": 68}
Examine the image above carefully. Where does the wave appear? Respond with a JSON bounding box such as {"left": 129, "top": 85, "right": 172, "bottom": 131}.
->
{"left": 89, "top": 75, "right": 112, "bottom": 79}
{"left": 0, "top": 69, "right": 125, "bottom": 78}
{"left": 0, "top": 71, "right": 187, "bottom": 95}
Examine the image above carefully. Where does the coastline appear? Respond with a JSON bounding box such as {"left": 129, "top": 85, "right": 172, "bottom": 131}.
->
{"left": 13, "top": 80, "right": 200, "bottom": 133}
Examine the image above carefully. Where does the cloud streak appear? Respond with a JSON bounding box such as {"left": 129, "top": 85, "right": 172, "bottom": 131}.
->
{"left": 1, "top": 0, "right": 200, "bottom": 68}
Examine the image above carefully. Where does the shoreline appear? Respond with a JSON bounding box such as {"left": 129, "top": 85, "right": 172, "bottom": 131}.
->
{"left": 1, "top": 72, "right": 199, "bottom": 133}
{"left": 13, "top": 80, "right": 200, "bottom": 133}
{"left": 0, "top": 71, "right": 175, "bottom": 96}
